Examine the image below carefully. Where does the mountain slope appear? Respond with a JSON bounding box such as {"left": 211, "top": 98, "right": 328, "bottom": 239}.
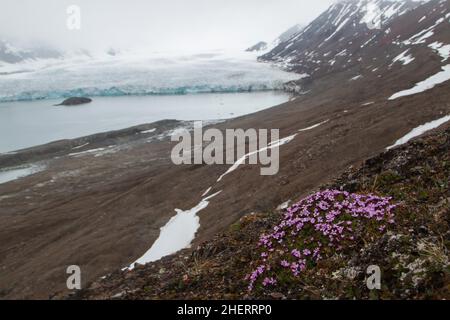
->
{"left": 272, "top": 23, "right": 305, "bottom": 47}
{"left": 260, "top": 0, "right": 450, "bottom": 95}
{"left": 246, "top": 24, "right": 304, "bottom": 53}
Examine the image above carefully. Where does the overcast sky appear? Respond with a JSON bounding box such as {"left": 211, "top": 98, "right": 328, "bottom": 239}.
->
{"left": 0, "top": 0, "right": 333, "bottom": 52}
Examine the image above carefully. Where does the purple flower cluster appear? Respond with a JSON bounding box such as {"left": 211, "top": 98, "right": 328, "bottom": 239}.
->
{"left": 247, "top": 189, "right": 397, "bottom": 291}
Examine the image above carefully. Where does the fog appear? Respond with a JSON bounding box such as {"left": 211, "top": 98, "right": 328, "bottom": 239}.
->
{"left": 0, "top": 0, "right": 333, "bottom": 53}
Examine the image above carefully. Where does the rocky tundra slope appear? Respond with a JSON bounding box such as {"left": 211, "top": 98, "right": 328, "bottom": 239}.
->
{"left": 72, "top": 124, "right": 450, "bottom": 300}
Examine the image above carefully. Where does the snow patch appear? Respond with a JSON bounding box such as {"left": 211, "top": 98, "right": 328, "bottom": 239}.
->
{"left": 325, "top": 16, "right": 351, "bottom": 42}
{"left": 350, "top": 75, "right": 363, "bottom": 81}
{"left": 360, "top": 1, "right": 383, "bottom": 28}
{"left": 72, "top": 142, "right": 90, "bottom": 150}
{"left": 201, "top": 186, "right": 212, "bottom": 197}
{"left": 388, "top": 64, "right": 450, "bottom": 100}
{"left": 140, "top": 128, "right": 156, "bottom": 134}
{"left": 298, "top": 120, "right": 329, "bottom": 132}
{"left": 387, "top": 114, "right": 450, "bottom": 149}
{"left": 0, "top": 165, "right": 44, "bottom": 185}
{"left": 216, "top": 133, "right": 298, "bottom": 182}
{"left": 428, "top": 41, "right": 450, "bottom": 61}
{"left": 403, "top": 17, "right": 445, "bottom": 45}
{"left": 128, "top": 190, "right": 222, "bottom": 269}
{"left": 68, "top": 145, "right": 116, "bottom": 157}
{"left": 391, "top": 49, "right": 415, "bottom": 66}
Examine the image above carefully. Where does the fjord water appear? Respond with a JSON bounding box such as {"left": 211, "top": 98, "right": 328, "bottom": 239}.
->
{"left": 0, "top": 50, "right": 298, "bottom": 153}
{"left": 0, "top": 91, "right": 292, "bottom": 153}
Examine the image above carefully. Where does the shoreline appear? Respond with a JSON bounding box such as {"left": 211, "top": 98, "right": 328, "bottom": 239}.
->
{"left": 0, "top": 87, "right": 291, "bottom": 105}
{"left": 0, "top": 119, "right": 185, "bottom": 168}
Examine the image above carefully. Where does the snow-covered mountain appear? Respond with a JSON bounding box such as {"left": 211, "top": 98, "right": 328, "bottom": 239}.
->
{"left": 246, "top": 24, "right": 304, "bottom": 53}
{"left": 272, "top": 23, "right": 305, "bottom": 47}
{"left": 260, "top": 0, "right": 450, "bottom": 92}
{"left": 0, "top": 40, "right": 126, "bottom": 65}
{"left": 0, "top": 40, "right": 62, "bottom": 64}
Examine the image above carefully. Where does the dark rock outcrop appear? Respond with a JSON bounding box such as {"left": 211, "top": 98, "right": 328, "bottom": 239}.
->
{"left": 246, "top": 41, "right": 268, "bottom": 52}
{"left": 55, "top": 97, "right": 92, "bottom": 106}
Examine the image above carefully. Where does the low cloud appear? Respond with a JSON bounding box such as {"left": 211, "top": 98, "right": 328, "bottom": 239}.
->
{"left": 0, "top": 0, "right": 332, "bottom": 52}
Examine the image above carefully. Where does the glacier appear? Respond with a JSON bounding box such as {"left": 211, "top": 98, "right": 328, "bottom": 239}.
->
{"left": 0, "top": 50, "right": 300, "bottom": 103}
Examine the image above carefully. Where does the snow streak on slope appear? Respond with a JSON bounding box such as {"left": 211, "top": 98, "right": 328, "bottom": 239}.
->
{"left": 387, "top": 114, "right": 450, "bottom": 149}
{"left": 429, "top": 41, "right": 450, "bottom": 61}
{"left": 298, "top": 120, "right": 330, "bottom": 132}
{"left": 391, "top": 49, "right": 415, "bottom": 66}
{"left": 217, "top": 119, "right": 330, "bottom": 182}
{"left": 389, "top": 64, "right": 450, "bottom": 100}
{"left": 403, "top": 15, "right": 447, "bottom": 45}
{"left": 216, "top": 134, "right": 298, "bottom": 182}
